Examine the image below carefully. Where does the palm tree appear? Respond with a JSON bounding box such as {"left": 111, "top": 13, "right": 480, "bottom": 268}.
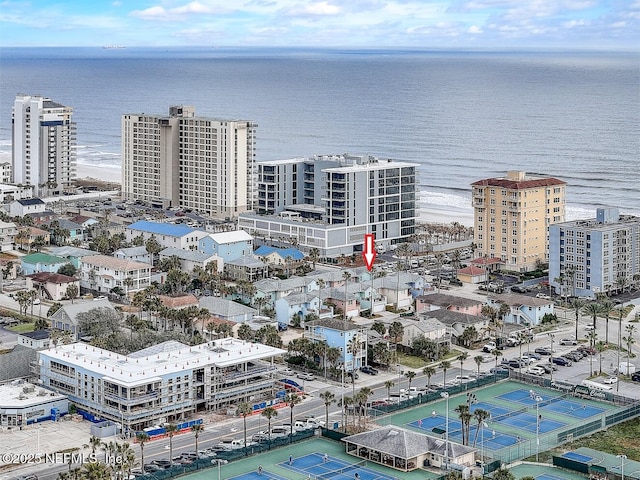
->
{"left": 319, "top": 391, "right": 335, "bottom": 430}
{"left": 571, "top": 298, "right": 586, "bottom": 340}
{"left": 440, "top": 360, "right": 451, "bottom": 386}
{"left": 190, "top": 424, "right": 204, "bottom": 454}
{"left": 423, "top": 366, "right": 436, "bottom": 389}
{"left": 135, "top": 432, "right": 149, "bottom": 470}
{"left": 457, "top": 352, "right": 469, "bottom": 380}
{"left": 623, "top": 324, "right": 636, "bottom": 359}
{"left": 583, "top": 302, "right": 605, "bottom": 346}
{"left": 586, "top": 331, "right": 598, "bottom": 375}
{"left": 595, "top": 340, "right": 607, "bottom": 374}
{"left": 384, "top": 380, "right": 395, "bottom": 400}
{"left": 165, "top": 423, "right": 178, "bottom": 464}
{"left": 357, "top": 386, "right": 373, "bottom": 428}
{"left": 454, "top": 403, "right": 470, "bottom": 445}
{"left": 285, "top": 392, "right": 302, "bottom": 442}
{"left": 388, "top": 321, "right": 404, "bottom": 363}
{"left": 261, "top": 407, "right": 278, "bottom": 444}
{"left": 599, "top": 299, "right": 613, "bottom": 344}
{"left": 87, "top": 435, "right": 102, "bottom": 455}
{"left": 474, "top": 355, "right": 484, "bottom": 379}
{"left": 237, "top": 402, "right": 252, "bottom": 453}
{"left": 472, "top": 408, "right": 491, "bottom": 447}
{"left": 342, "top": 271, "right": 352, "bottom": 326}
{"left": 404, "top": 370, "right": 416, "bottom": 392}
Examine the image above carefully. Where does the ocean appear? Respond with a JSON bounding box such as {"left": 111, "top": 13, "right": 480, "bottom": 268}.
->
{"left": 0, "top": 47, "right": 638, "bottom": 224}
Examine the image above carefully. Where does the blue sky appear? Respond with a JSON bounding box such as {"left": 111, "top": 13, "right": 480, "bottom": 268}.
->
{"left": 0, "top": 1, "right": 638, "bottom": 49}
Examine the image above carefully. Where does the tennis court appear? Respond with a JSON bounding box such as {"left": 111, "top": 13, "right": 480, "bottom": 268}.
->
{"left": 228, "top": 470, "right": 290, "bottom": 480}
{"left": 388, "top": 379, "right": 625, "bottom": 464}
{"left": 279, "top": 452, "right": 400, "bottom": 480}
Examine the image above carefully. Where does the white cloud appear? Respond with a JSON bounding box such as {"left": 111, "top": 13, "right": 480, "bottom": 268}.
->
{"left": 467, "top": 25, "right": 483, "bottom": 33}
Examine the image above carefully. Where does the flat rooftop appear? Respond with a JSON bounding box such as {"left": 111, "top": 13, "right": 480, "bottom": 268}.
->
{"left": 39, "top": 339, "right": 286, "bottom": 386}
{"left": 0, "top": 380, "right": 66, "bottom": 408}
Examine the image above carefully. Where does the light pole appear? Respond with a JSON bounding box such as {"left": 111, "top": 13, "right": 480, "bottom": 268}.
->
{"left": 617, "top": 454, "right": 627, "bottom": 480}
{"left": 212, "top": 459, "right": 228, "bottom": 480}
{"left": 548, "top": 334, "right": 555, "bottom": 383}
{"left": 441, "top": 392, "right": 449, "bottom": 471}
{"left": 480, "top": 420, "right": 488, "bottom": 474}
{"left": 530, "top": 390, "right": 543, "bottom": 462}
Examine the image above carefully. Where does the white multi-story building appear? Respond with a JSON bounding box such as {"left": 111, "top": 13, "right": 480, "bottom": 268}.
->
{"left": 121, "top": 105, "right": 257, "bottom": 218}
{"left": 549, "top": 208, "right": 640, "bottom": 299}
{"left": 37, "top": 339, "right": 286, "bottom": 431}
{"left": 125, "top": 220, "right": 207, "bottom": 252}
{"left": 80, "top": 255, "right": 152, "bottom": 293}
{"left": 239, "top": 154, "right": 418, "bottom": 257}
{"left": 12, "top": 95, "right": 76, "bottom": 195}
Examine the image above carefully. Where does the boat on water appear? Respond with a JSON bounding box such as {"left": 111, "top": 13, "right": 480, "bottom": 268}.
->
{"left": 103, "top": 45, "right": 126, "bottom": 49}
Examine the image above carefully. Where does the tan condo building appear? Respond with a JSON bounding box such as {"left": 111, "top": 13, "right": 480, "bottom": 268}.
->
{"left": 471, "top": 171, "right": 566, "bottom": 272}
{"left": 121, "top": 106, "right": 257, "bottom": 219}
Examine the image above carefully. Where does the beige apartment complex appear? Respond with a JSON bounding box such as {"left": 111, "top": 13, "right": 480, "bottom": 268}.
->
{"left": 121, "top": 106, "right": 256, "bottom": 218}
{"left": 471, "top": 171, "right": 566, "bottom": 272}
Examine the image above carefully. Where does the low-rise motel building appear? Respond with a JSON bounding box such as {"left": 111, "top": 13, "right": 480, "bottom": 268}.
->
{"left": 36, "top": 338, "right": 286, "bottom": 434}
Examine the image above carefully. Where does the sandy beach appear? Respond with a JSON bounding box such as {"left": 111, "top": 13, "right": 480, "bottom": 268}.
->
{"left": 0, "top": 153, "right": 473, "bottom": 226}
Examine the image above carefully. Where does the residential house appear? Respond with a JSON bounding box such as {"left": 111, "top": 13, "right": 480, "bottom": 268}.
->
{"left": 275, "top": 293, "right": 324, "bottom": 327}
{"left": 487, "top": 293, "right": 554, "bottom": 326}
{"left": 415, "top": 293, "right": 485, "bottom": 316}
{"left": 80, "top": 255, "right": 152, "bottom": 294}
{"left": 125, "top": 220, "right": 207, "bottom": 251}
{"left": 159, "top": 247, "right": 219, "bottom": 274}
{"left": 253, "top": 276, "right": 319, "bottom": 305}
{"left": 113, "top": 246, "right": 152, "bottom": 265}
{"left": 0, "top": 183, "right": 33, "bottom": 203}
{"left": 198, "top": 297, "right": 257, "bottom": 325}
{"left": 48, "top": 246, "right": 99, "bottom": 270}
{"left": 26, "top": 272, "right": 79, "bottom": 301}
{"left": 21, "top": 252, "right": 68, "bottom": 275}
{"left": 17, "top": 329, "right": 51, "bottom": 350}
{"left": 8, "top": 198, "right": 46, "bottom": 217}
{"left": 17, "top": 226, "right": 50, "bottom": 251}
{"left": 224, "top": 255, "right": 265, "bottom": 282}
{"left": 199, "top": 230, "right": 254, "bottom": 262}
{"left": 254, "top": 245, "right": 305, "bottom": 274}
{"left": 456, "top": 265, "right": 487, "bottom": 284}
{"left": 320, "top": 287, "right": 360, "bottom": 318}
{"left": 422, "top": 309, "right": 490, "bottom": 344}
{"left": 48, "top": 299, "right": 115, "bottom": 340}
{"left": 376, "top": 272, "right": 425, "bottom": 311}
{"left": 305, "top": 318, "right": 367, "bottom": 373}
{"left": 48, "top": 219, "right": 85, "bottom": 244}
{"left": 68, "top": 214, "right": 98, "bottom": 231}
{"left": 0, "top": 221, "right": 17, "bottom": 251}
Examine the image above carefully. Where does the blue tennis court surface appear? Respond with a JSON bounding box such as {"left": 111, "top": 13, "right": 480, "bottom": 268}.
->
{"left": 279, "top": 453, "right": 399, "bottom": 480}
{"left": 497, "top": 388, "right": 605, "bottom": 418}
{"left": 408, "top": 415, "right": 519, "bottom": 449}
{"left": 562, "top": 451, "right": 595, "bottom": 463}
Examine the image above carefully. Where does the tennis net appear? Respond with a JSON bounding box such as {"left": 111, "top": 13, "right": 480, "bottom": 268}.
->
{"left": 315, "top": 460, "right": 368, "bottom": 480}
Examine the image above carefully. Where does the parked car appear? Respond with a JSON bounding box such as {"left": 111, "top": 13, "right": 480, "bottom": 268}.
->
{"left": 361, "top": 365, "right": 379, "bottom": 375}
{"left": 569, "top": 350, "right": 585, "bottom": 359}
{"left": 535, "top": 293, "right": 551, "bottom": 300}
{"left": 584, "top": 324, "right": 595, "bottom": 331}
{"left": 562, "top": 352, "right": 581, "bottom": 362}
{"left": 602, "top": 376, "right": 618, "bottom": 384}
{"left": 631, "top": 372, "right": 640, "bottom": 382}
{"left": 539, "top": 364, "right": 558, "bottom": 374}
{"left": 577, "top": 345, "right": 596, "bottom": 355}
{"left": 527, "top": 366, "right": 546, "bottom": 376}
{"left": 296, "top": 372, "right": 316, "bottom": 381}
{"left": 559, "top": 338, "right": 578, "bottom": 346}
{"left": 490, "top": 366, "right": 510, "bottom": 374}
{"left": 551, "top": 356, "right": 572, "bottom": 367}
{"left": 523, "top": 352, "right": 542, "bottom": 360}
{"left": 510, "top": 285, "right": 527, "bottom": 293}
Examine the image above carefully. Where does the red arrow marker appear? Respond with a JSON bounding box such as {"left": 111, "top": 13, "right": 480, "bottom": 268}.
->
{"left": 362, "top": 233, "right": 376, "bottom": 271}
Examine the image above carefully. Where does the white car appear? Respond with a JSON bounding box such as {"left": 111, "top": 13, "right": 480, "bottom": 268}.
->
{"left": 296, "top": 372, "right": 316, "bottom": 381}
{"left": 584, "top": 325, "right": 595, "bottom": 331}
{"left": 602, "top": 376, "right": 618, "bottom": 384}
{"left": 527, "top": 366, "right": 546, "bottom": 376}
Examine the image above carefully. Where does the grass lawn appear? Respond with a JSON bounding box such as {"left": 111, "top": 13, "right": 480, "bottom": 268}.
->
{"left": 396, "top": 353, "right": 428, "bottom": 369}
{"left": 7, "top": 322, "right": 35, "bottom": 333}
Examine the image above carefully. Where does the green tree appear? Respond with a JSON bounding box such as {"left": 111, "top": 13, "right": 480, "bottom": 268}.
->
{"left": 492, "top": 467, "right": 515, "bottom": 480}
{"left": 34, "top": 317, "right": 49, "bottom": 330}
{"left": 135, "top": 432, "right": 149, "bottom": 470}
{"left": 165, "top": 424, "right": 178, "bottom": 465}
{"left": 404, "top": 370, "right": 416, "bottom": 392}
{"left": 384, "top": 380, "right": 395, "bottom": 400}
{"left": 388, "top": 321, "right": 404, "bottom": 362}
{"left": 47, "top": 302, "right": 63, "bottom": 317}
{"left": 145, "top": 235, "right": 162, "bottom": 266}
{"left": 571, "top": 298, "right": 586, "bottom": 340}
{"left": 261, "top": 407, "right": 278, "bottom": 443}
{"left": 57, "top": 263, "right": 77, "bottom": 277}
{"left": 582, "top": 302, "right": 605, "bottom": 344}
{"left": 440, "top": 360, "right": 451, "bottom": 386}
{"left": 284, "top": 393, "right": 302, "bottom": 442}
{"left": 237, "top": 402, "right": 252, "bottom": 453}
{"left": 422, "top": 366, "right": 436, "bottom": 389}
{"left": 371, "top": 320, "right": 386, "bottom": 336}
{"left": 65, "top": 284, "right": 79, "bottom": 303}
{"left": 319, "top": 391, "right": 335, "bottom": 430}
{"left": 472, "top": 408, "right": 491, "bottom": 447}
{"left": 474, "top": 355, "right": 484, "bottom": 378}
{"left": 457, "top": 352, "right": 469, "bottom": 380}
{"left": 237, "top": 323, "right": 254, "bottom": 341}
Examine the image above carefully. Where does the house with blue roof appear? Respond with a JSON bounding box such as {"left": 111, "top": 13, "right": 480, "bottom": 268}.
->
{"left": 125, "top": 221, "right": 207, "bottom": 251}
{"left": 254, "top": 245, "right": 305, "bottom": 275}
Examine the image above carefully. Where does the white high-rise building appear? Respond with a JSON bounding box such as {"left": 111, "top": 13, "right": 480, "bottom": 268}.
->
{"left": 12, "top": 95, "right": 76, "bottom": 195}
{"left": 121, "top": 106, "right": 257, "bottom": 218}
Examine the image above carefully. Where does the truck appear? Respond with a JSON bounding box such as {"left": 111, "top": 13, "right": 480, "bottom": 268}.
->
{"left": 615, "top": 362, "right": 636, "bottom": 375}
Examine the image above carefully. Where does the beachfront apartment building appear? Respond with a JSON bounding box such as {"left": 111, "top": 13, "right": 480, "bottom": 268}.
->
{"left": 12, "top": 95, "right": 76, "bottom": 196}
{"left": 125, "top": 220, "right": 208, "bottom": 251}
{"left": 79, "top": 255, "right": 152, "bottom": 293}
{"left": 549, "top": 207, "right": 640, "bottom": 299}
{"left": 471, "top": 171, "right": 566, "bottom": 272}
{"left": 121, "top": 105, "right": 257, "bottom": 218}
{"left": 36, "top": 339, "right": 286, "bottom": 431}
{"left": 238, "top": 154, "right": 418, "bottom": 257}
